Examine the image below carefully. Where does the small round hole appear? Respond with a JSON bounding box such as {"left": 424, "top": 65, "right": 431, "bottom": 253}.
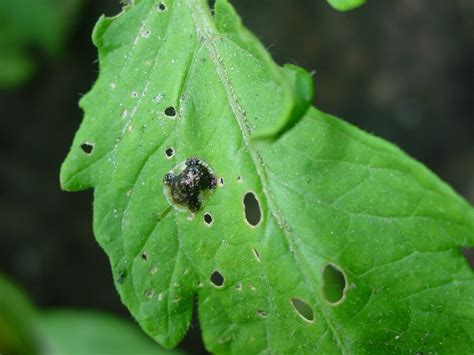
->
{"left": 157, "top": 2, "right": 166, "bottom": 11}
{"left": 164, "top": 106, "right": 177, "bottom": 117}
{"left": 165, "top": 147, "right": 175, "bottom": 158}
{"left": 131, "top": 91, "right": 138, "bottom": 98}
{"left": 117, "top": 270, "right": 126, "bottom": 284}
{"left": 322, "top": 264, "right": 347, "bottom": 304}
{"left": 235, "top": 282, "right": 242, "bottom": 291}
{"left": 80, "top": 143, "right": 94, "bottom": 154}
{"left": 218, "top": 177, "right": 224, "bottom": 187}
{"left": 144, "top": 290, "right": 154, "bottom": 299}
{"left": 290, "top": 298, "right": 314, "bottom": 323}
{"left": 210, "top": 270, "right": 224, "bottom": 287}
{"left": 204, "top": 213, "right": 213, "bottom": 226}
{"left": 243, "top": 192, "right": 262, "bottom": 227}
{"left": 141, "top": 251, "right": 148, "bottom": 261}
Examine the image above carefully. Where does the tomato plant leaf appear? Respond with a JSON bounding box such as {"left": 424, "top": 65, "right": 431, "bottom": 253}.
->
{"left": 61, "top": 0, "right": 474, "bottom": 353}
{"left": 327, "top": 0, "right": 366, "bottom": 11}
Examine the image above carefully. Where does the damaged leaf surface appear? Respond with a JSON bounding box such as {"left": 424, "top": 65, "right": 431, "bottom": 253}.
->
{"left": 61, "top": 0, "right": 474, "bottom": 353}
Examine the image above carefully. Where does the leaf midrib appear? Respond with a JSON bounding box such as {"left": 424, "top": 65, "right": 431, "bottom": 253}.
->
{"left": 185, "top": 0, "right": 349, "bottom": 352}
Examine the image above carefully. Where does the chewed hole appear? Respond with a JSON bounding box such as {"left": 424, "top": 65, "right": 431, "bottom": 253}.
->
{"left": 290, "top": 298, "right": 314, "bottom": 323}
{"left": 252, "top": 249, "right": 261, "bottom": 262}
{"left": 157, "top": 2, "right": 167, "bottom": 11}
{"left": 237, "top": 176, "right": 242, "bottom": 183}
{"left": 204, "top": 213, "right": 213, "bottom": 226}
{"left": 257, "top": 310, "right": 267, "bottom": 318}
{"left": 462, "top": 247, "right": 474, "bottom": 271}
{"left": 218, "top": 177, "right": 224, "bottom": 187}
{"left": 243, "top": 192, "right": 262, "bottom": 227}
{"left": 210, "top": 270, "right": 224, "bottom": 287}
{"left": 164, "top": 106, "right": 177, "bottom": 117}
{"left": 165, "top": 147, "right": 175, "bottom": 158}
{"left": 80, "top": 142, "right": 94, "bottom": 154}
{"left": 322, "top": 264, "right": 347, "bottom": 304}
{"left": 141, "top": 251, "right": 148, "bottom": 261}
{"left": 117, "top": 270, "right": 126, "bottom": 284}
{"left": 145, "top": 290, "right": 154, "bottom": 299}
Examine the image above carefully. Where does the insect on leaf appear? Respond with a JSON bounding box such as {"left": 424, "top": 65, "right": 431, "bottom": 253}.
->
{"left": 61, "top": 0, "right": 474, "bottom": 353}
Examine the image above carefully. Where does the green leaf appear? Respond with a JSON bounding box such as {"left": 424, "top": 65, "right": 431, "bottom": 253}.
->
{"left": 39, "top": 310, "right": 181, "bottom": 355}
{"left": 327, "top": 0, "right": 366, "bottom": 11}
{"left": 0, "top": 274, "right": 39, "bottom": 355}
{"left": 0, "top": 0, "right": 82, "bottom": 88}
{"left": 61, "top": 0, "right": 474, "bottom": 353}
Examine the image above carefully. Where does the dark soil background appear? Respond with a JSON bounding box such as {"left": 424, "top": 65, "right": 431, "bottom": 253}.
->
{"left": 0, "top": 0, "right": 472, "bottom": 353}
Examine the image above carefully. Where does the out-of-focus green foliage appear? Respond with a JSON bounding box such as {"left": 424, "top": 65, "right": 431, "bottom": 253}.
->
{"left": 0, "top": 0, "right": 83, "bottom": 89}
{"left": 0, "top": 274, "right": 39, "bottom": 355}
{"left": 327, "top": 0, "right": 366, "bottom": 11}
{"left": 0, "top": 274, "right": 180, "bottom": 354}
{"left": 39, "top": 311, "right": 182, "bottom": 355}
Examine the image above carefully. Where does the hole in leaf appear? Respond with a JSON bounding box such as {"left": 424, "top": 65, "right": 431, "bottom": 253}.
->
{"left": 164, "top": 106, "right": 177, "bottom": 117}
{"left": 80, "top": 142, "right": 94, "bottom": 154}
{"left": 322, "top": 264, "right": 347, "bottom": 304}
{"left": 237, "top": 175, "right": 242, "bottom": 183}
{"left": 243, "top": 192, "right": 262, "bottom": 227}
{"left": 235, "top": 282, "right": 242, "bottom": 291}
{"left": 210, "top": 271, "right": 224, "bottom": 287}
{"left": 165, "top": 147, "right": 175, "bottom": 158}
{"left": 131, "top": 91, "right": 138, "bottom": 98}
{"left": 204, "top": 213, "right": 213, "bottom": 226}
{"left": 252, "top": 249, "right": 261, "bottom": 262}
{"left": 141, "top": 251, "right": 148, "bottom": 261}
{"left": 117, "top": 270, "right": 126, "bottom": 284}
{"left": 462, "top": 247, "right": 474, "bottom": 270}
{"left": 157, "top": 2, "right": 166, "bottom": 11}
{"left": 290, "top": 298, "right": 314, "bottom": 323}
{"left": 257, "top": 310, "right": 267, "bottom": 318}
{"left": 218, "top": 177, "right": 224, "bottom": 187}
{"left": 144, "top": 290, "right": 154, "bottom": 299}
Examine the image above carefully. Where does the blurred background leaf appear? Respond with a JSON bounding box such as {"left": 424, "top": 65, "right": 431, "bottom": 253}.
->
{"left": 327, "top": 0, "right": 366, "bottom": 12}
{"left": 0, "top": 0, "right": 83, "bottom": 89}
{"left": 39, "top": 311, "right": 182, "bottom": 355}
{"left": 0, "top": 274, "right": 39, "bottom": 355}
{"left": 0, "top": 274, "right": 180, "bottom": 355}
